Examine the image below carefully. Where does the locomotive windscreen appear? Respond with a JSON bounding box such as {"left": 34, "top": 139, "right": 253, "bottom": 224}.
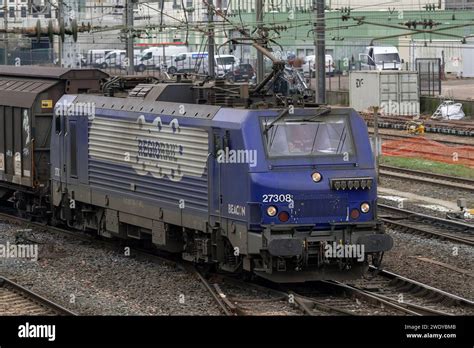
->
{"left": 263, "top": 115, "right": 354, "bottom": 157}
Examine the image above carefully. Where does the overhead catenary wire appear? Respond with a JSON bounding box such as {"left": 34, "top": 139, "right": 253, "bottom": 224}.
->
{"left": 3, "top": 0, "right": 474, "bottom": 61}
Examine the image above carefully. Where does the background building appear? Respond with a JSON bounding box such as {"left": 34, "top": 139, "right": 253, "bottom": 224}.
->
{"left": 1, "top": 0, "right": 473, "bottom": 76}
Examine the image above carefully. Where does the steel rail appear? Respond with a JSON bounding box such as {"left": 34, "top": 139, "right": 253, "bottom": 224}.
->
{"left": 378, "top": 204, "right": 474, "bottom": 246}
{"left": 379, "top": 165, "right": 474, "bottom": 192}
{"left": 0, "top": 276, "right": 77, "bottom": 316}
{"left": 368, "top": 266, "right": 474, "bottom": 308}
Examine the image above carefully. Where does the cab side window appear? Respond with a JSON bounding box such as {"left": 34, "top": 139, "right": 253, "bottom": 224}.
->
{"left": 175, "top": 54, "right": 186, "bottom": 62}
{"left": 141, "top": 52, "right": 152, "bottom": 61}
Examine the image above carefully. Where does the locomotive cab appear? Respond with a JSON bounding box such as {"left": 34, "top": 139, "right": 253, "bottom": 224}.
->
{"left": 218, "top": 106, "right": 393, "bottom": 282}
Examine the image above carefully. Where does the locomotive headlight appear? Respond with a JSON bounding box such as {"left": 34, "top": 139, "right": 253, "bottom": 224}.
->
{"left": 330, "top": 178, "right": 373, "bottom": 190}
{"left": 267, "top": 206, "right": 278, "bottom": 217}
{"left": 360, "top": 202, "right": 370, "bottom": 213}
{"left": 311, "top": 172, "right": 322, "bottom": 183}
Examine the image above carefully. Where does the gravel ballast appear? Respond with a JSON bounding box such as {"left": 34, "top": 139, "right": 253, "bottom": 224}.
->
{"left": 379, "top": 176, "right": 473, "bottom": 218}
{"left": 383, "top": 228, "right": 474, "bottom": 300}
{"left": 0, "top": 221, "right": 221, "bottom": 315}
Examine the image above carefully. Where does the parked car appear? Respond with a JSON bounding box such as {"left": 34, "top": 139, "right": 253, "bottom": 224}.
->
{"left": 226, "top": 63, "right": 255, "bottom": 82}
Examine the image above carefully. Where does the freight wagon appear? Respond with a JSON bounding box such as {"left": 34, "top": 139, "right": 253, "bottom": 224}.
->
{"left": 0, "top": 67, "right": 107, "bottom": 217}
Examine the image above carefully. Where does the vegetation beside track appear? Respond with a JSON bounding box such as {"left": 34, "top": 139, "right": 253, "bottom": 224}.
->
{"left": 380, "top": 156, "right": 474, "bottom": 180}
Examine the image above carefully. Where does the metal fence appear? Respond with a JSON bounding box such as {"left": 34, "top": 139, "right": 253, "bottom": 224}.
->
{"left": 0, "top": 48, "right": 367, "bottom": 91}
{"left": 78, "top": 54, "right": 261, "bottom": 82}
{"left": 416, "top": 58, "right": 442, "bottom": 96}
{"left": 83, "top": 54, "right": 358, "bottom": 90}
{"left": 80, "top": 53, "right": 235, "bottom": 76}
{"left": 0, "top": 48, "right": 54, "bottom": 65}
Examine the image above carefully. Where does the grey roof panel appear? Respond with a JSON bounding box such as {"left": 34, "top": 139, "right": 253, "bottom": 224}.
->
{"left": 0, "top": 66, "right": 109, "bottom": 80}
{"left": 73, "top": 95, "right": 222, "bottom": 120}
{"left": 0, "top": 77, "right": 58, "bottom": 108}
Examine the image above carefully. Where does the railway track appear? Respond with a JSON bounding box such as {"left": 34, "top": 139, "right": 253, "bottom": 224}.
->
{"left": 363, "top": 114, "right": 474, "bottom": 137}
{"left": 338, "top": 266, "right": 474, "bottom": 316}
{"left": 207, "top": 274, "right": 360, "bottom": 316}
{"left": 0, "top": 208, "right": 403, "bottom": 317}
{"left": 0, "top": 276, "right": 76, "bottom": 315}
{"left": 368, "top": 129, "right": 473, "bottom": 147}
{"left": 287, "top": 267, "right": 473, "bottom": 316}
{"left": 0, "top": 209, "right": 227, "bottom": 316}
{"left": 283, "top": 282, "right": 399, "bottom": 316}
{"left": 379, "top": 164, "right": 474, "bottom": 192}
{"left": 208, "top": 275, "right": 297, "bottom": 316}
{"left": 0, "top": 209, "right": 243, "bottom": 316}
{"left": 204, "top": 266, "right": 474, "bottom": 316}
{"left": 378, "top": 204, "right": 474, "bottom": 246}
{"left": 1, "top": 208, "right": 472, "bottom": 316}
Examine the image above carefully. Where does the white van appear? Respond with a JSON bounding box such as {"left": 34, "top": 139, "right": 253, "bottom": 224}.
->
{"left": 215, "top": 54, "right": 239, "bottom": 77}
{"left": 133, "top": 46, "right": 188, "bottom": 72}
{"left": 95, "top": 50, "right": 142, "bottom": 69}
{"left": 302, "top": 54, "right": 335, "bottom": 76}
{"left": 86, "top": 49, "right": 113, "bottom": 66}
{"left": 166, "top": 52, "right": 208, "bottom": 74}
{"left": 95, "top": 50, "right": 125, "bottom": 69}
{"left": 167, "top": 52, "right": 239, "bottom": 76}
{"left": 360, "top": 46, "right": 402, "bottom": 71}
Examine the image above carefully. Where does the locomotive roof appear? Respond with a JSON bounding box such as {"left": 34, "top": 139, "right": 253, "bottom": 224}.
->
{"left": 71, "top": 94, "right": 222, "bottom": 120}
{"left": 0, "top": 66, "right": 109, "bottom": 80}
{"left": 68, "top": 94, "right": 356, "bottom": 126}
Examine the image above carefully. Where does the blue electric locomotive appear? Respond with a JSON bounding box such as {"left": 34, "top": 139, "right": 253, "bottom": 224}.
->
{"left": 50, "top": 88, "right": 392, "bottom": 282}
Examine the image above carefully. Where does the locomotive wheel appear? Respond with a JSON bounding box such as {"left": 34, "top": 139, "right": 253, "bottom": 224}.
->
{"left": 241, "top": 270, "right": 255, "bottom": 282}
{"left": 372, "top": 252, "right": 384, "bottom": 268}
{"left": 195, "top": 264, "right": 213, "bottom": 278}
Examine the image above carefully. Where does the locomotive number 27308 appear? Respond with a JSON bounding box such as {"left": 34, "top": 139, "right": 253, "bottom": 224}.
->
{"left": 262, "top": 194, "right": 293, "bottom": 203}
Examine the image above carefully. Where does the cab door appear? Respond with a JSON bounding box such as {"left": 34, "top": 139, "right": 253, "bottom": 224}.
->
{"left": 52, "top": 96, "right": 77, "bottom": 192}
{"left": 209, "top": 129, "right": 223, "bottom": 220}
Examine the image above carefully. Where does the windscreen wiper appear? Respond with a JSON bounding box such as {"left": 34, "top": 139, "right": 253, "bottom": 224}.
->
{"left": 301, "top": 107, "right": 332, "bottom": 122}
{"left": 264, "top": 106, "right": 332, "bottom": 134}
{"left": 264, "top": 108, "right": 289, "bottom": 135}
